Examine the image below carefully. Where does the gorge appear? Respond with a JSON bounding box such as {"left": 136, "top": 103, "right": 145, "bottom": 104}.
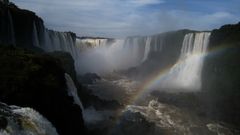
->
{"left": 0, "top": 1, "right": 240, "bottom": 135}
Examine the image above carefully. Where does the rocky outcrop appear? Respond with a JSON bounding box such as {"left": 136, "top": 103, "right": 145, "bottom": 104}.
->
{"left": 0, "top": 2, "right": 42, "bottom": 49}
{"left": 49, "top": 51, "right": 77, "bottom": 81}
{"left": 78, "top": 73, "right": 101, "bottom": 84}
{"left": 0, "top": 46, "right": 85, "bottom": 135}
{"left": 201, "top": 22, "right": 240, "bottom": 127}
{"left": 208, "top": 22, "right": 240, "bottom": 49}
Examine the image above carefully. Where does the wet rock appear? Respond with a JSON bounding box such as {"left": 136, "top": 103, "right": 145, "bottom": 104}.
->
{"left": 78, "top": 73, "right": 101, "bottom": 84}
{"left": 0, "top": 116, "right": 7, "bottom": 130}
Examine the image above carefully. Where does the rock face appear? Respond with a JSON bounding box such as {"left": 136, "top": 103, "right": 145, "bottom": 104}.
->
{"left": 0, "top": 2, "right": 81, "bottom": 71}
{"left": 79, "top": 73, "right": 101, "bottom": 84}
{"left": 0, "top": 46, "right": 85, "bottom": 135}
{"left": 49, "top": 51, "right": 77, "bottom": 81}
{"left": 201, "top": 22, "right": 240, "bottom": 127}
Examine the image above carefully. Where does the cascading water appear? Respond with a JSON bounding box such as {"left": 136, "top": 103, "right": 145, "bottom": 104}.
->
{"left": 64, "top": 73, "right": 110, "bottom": 125}
{"left": 34, "top": 28, "right": 82, "bottom": 73}
{"left": 32, "top": 22, "right": 40, "bottom": 47}
{"left": 76, "top": 38, "right": 108, "bottom": 49}
{"left": 64, "top": 73, "right": 84, "bottom": 111}
{"left": 0, "top": 103, "right": 58, "bottom": 135}
{"left": 142, "top": 37, "right": 151, "bottom": 62}
{"left": 7, "top": 10, "right": 16, "bottom": 46}
{"left": 150, "top": 32, "right": 211, "bottom": 91}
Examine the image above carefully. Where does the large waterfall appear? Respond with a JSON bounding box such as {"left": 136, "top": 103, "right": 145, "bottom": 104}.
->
{"left": 150, "top": 32, "right": 211, "bottom": 91}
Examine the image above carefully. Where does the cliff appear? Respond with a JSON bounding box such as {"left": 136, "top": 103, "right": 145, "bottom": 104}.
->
{"left": 0, "top": 46, "right": 85, "bottom": 135}
{"left": 201, "top": 22, "right": 240, "bottom": 127}
{"left": 0, "top": 2, "right": 77, "bottom": 53}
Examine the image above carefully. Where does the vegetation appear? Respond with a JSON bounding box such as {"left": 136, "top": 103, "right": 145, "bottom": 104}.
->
{"left": 0, "top": 46, "right": 85, "bottom": 135}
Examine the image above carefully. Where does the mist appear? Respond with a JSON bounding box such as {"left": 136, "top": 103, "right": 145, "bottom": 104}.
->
{"left": 77, "top": 39, "right": 144, "bottom": 74}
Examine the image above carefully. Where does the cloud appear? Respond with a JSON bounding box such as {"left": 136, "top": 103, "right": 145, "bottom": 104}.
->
{"left": 129, "top": 0, "right": 165, "bottom": 6}
{"left": 10, "top": 0, "right": 240, "bottom": 38}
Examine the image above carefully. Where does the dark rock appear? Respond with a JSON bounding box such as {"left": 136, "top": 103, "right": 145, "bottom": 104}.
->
{"left": 0, "top": 0, "right": 9, "bottom": 5}
{"left": 0, "top": 2, "right": 76, "bottom": 53}
{"left": 201, "top": 22, "right": 240, "bottom": 127}
{"left": 78, "top": 73, "right": 101, "bottom": 84}
{"left": 0, "top": 46, "right": 85, "bottom": 135}
{"left": 77, "top": 84, "right": 122, "bottom": 110}
{"left": 0, "top": 116, "right": 7, "bottom": 130}
{"left": 49, "top": 51, "right": 77, "bottom": 82}
{"left": 209, "top": 22, "right": 240, "bottom": 50}
{"left": 111, "top": 111, "right": 159, "bottom": 135}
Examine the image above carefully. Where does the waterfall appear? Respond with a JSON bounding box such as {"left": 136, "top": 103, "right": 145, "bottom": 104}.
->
{"left": 64, "top": 73, "right": 84, "bottom": 111}
{"left": 142, "top": 37, "right": 151, "bottom": 62}
{"left": 0, "top": 103, "right": 58, "bottom": 135}
{"left": 7, "top": 10, "right": 16, "bottom": 46}
{"left": 154, "top": 36, "right": 158, "bottom": 51}
{"left": 150, "top": 32, "right": 211, "bottom": 91}
{"left": 76, "top": 38, "right": 108, "bottom": 49}
{"left": 33, "top": 28, "right": 82, "bottom": 73}
{"left": 12, "top": 107, "right": 59, "bottom": 135}
{"left": 32, "top": 22, "right": 40, "bottom": 47}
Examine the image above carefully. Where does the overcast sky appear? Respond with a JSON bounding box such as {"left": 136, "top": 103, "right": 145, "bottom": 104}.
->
{"left": 11, "top": 0, "right": 240, "bottom": 38}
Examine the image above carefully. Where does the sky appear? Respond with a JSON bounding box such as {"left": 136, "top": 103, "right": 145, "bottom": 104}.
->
{"left": 11, "top": 0, "right": 240, "bottom": 38}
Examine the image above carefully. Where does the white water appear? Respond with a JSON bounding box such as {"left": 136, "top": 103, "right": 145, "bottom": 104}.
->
{"left": 76, "top": 38, "right": 108, "bottom": 50}
{"left": 124, "top": 100, "right": 233, "bottom": 135}
{"left": 37, "top": 29, "right": 83, "bottom": 73}
{"left": 150, "top": 32, "right": 211, "bottom": 91}
{"left": 32, "top": 22, "right": 40, "bottom": 47}
{"left": 0, "top": 106, "right": 58, "bottom": 135}
{"left": 142, "top": 37, "right": 152, "bottom": 62}
{"left": 64, "top": 73, "right": 84, "bottom": 111}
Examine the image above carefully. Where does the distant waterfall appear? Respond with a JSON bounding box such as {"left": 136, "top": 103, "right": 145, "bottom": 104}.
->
{"left": 142, "top": 37, "right": 151, "bottom": 62}
{"left": 6, "top": 10, "right": 16, "bottom": 46}
{"left": 150, "top": 32, "right": 211, "bottom": 91}
{"left": 32, "top": 22, "right": 40, "bottom": 47}
{"left": 76, "top": 38, "right": 108, "bottom": 50}
{"left": 64, "top": 73, "right": 84, "bottom": 111}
